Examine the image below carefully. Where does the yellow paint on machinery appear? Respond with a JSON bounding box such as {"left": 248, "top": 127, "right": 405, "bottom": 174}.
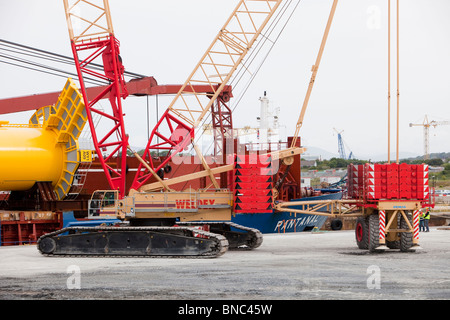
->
{"left": 0, "top": 126, "right": 64, "bottom": 191}
{"left": 90, "top": 189, "right": 233, "bottom": 222}
{"left": 0, "top": 78, "right": 88, "bottom": 199}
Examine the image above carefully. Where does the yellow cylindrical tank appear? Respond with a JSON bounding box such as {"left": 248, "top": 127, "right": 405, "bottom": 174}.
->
{"left": 0, "top": 78, "right": 88, "bottom": 199}
{"left": 0, "top": 126, "right": 64, "bottom": 191}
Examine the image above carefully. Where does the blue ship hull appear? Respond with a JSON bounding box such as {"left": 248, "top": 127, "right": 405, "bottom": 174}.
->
{"left": 232, "top": 190, "right": 343, "bottom": 234}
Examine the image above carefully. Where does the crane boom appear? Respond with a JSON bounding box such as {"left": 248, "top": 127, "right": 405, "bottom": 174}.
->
{"left": 63, "top": 0, "right": 129, "bottom": 197}
{"left": 290, "top": 0, "right": 338, "bottom": 148}
{"left": 131, "top": 0, "right": 284, "bottom": 192}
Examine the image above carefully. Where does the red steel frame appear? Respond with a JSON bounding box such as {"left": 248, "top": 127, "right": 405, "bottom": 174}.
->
{"left": 0, "top": 78, "right": 233, "bottom": 115}
{"left": 130, "top": 90, "right": 234, "bottom": 192}
{"left": 70, "top": 35, "right": 129, "bottom": 198}
{"left": 0, "top": 212, "right": 63, "bottom": 246}
{"left": 63, "top": 0, "right": 281, "bottom": 196}
{"left": 211, "top": 94, "right": 233, "bottom": 161}
{"left": 131, "top": 108, "right": 195, "bottom": 190}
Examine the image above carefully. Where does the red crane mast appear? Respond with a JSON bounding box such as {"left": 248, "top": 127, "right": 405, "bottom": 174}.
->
{"left": 63, "top": 0, "right": 129, "bottom": 197}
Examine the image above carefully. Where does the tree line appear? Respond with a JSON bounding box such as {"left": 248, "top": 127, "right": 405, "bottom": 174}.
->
{"left": 305, "top": 157, "right": 449, "bottom": 170}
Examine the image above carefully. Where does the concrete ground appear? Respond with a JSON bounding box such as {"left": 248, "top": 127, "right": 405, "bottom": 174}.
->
{"left": 0, "top": 227, "right": 449, "bottom": 300}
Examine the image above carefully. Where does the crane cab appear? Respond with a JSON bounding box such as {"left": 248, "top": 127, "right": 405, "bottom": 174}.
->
{"left": 88, "top": 190, "right": 119, "bottom": 219}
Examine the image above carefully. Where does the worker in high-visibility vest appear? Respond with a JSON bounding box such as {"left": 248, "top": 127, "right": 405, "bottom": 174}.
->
{"left": 423, "top": 208, "right": 431, "bottom": 232}
{"left": 419, "top": 210, "right": 425, "bottom": 232}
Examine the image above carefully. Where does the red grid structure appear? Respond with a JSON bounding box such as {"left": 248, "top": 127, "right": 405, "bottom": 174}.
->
{"left": 69, "top": 35, "right": 129, "bottom": 198}
{"left": 234, "top": 154, "right": 273, "bottom": 213}
{"left": 347, "top": 163, "right": 431, "bottom": 203}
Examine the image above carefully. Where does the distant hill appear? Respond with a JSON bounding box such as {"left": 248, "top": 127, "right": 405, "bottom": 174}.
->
{"left": 302, "top": 146, "right": 423, "bottom": 162}
{"left": 302, "top": 146, "right": 339, "bottom": 160}
{"left": 401, "top": 152, "right": 450, "bottom": 161}
{"left": 362, "top": 152, "right": 422, "bottom": 162}
{"left": 302, "top": 146, "right": 449, "bottom": 163}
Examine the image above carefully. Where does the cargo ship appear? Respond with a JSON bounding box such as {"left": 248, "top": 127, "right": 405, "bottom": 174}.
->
{"left": 233, "top": 190, "right": 343, "bottom": 234}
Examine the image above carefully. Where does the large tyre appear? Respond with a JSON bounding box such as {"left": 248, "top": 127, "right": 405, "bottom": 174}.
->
{"left": 355, "top": 216, "right": 369, "bottom": 249}
{"left": 368, "top": 214, "right": 380, "bottom": 252}
{"left": 400, "top": 211, "right": 414, "bottom": 252}
{"left": 331, "top": 219, "right": 343, "bottom": 230}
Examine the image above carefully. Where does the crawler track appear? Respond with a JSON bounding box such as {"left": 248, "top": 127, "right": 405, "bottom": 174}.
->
{"left": 37, "top": 226, "right": 228, "bottom": 258}
{"left": 177, "top": 221, "right": 263, "bottom": 250}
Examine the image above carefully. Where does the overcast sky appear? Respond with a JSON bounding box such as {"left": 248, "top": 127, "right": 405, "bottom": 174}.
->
{"left": 0, "top": 0, "right": 449, "bottom": 160}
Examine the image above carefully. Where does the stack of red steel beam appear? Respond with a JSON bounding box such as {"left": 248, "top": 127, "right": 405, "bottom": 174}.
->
{"left": 234, "top": 154, "right": 273, "bottom": 213}
{"left": 399, "top": 163, "right": 429, "bottom": 200}
{"left": 347, "top": 163, "right": 429, "bottom": 201}
{"left": 365, "top": 163, "right": 399, "bottom": 200}
{"left": 347, "top": 164, "right": 364, "bottom": 198}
